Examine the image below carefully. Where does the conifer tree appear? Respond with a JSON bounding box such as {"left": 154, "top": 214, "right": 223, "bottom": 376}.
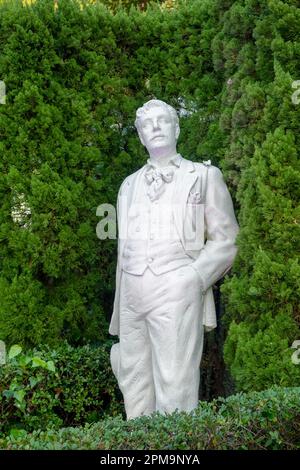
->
{"left": 222, "top": 1, "right": 300, "bottom": 390}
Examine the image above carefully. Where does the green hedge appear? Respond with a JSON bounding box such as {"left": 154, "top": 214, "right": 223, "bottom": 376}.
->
{"left": 219, "top": 0, "right": 300, "bottom": 391}
{"left": 0, "top": 0, "right": 223, "bottom": 348}
{"left": 1, "top": 386, "right": 299, "bottom": 449}
{"left": 0, "top": 341, "right": 123, "bottom": 435}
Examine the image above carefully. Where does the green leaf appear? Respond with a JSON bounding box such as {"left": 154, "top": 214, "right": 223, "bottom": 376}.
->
{"left": 31, "top": 357, "right": 48, "bottom": 369}
{"left": 8, "top": 345, "right": 22, "bottom": 360}
{"left": 14, "top": 390, "right": 26, "bottom": 403}
{"left": 29, "top": 377, "right": 40, "bottom": 388}
{"left": 18, "top": 355, "right": 32, "bottom": 367}
{"left": 46, "top": 360, "right": 56, "bottom": 372}
{"left": 9, "top": 429, "right": 27, "bottom": 439}
{"left": 2, "top": 389, "right": 14, "bottom": 399}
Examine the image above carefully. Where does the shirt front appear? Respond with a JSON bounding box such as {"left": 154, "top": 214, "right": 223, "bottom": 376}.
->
{"left": 122, "top": 153, "right": 193, "bottom": 275}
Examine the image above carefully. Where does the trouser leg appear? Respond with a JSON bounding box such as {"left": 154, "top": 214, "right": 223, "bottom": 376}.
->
{"left": 114, "top": 266, "right": 204, "bottom": 418}
{"left": 144, "top": 266, "right": 204, "bottom": 414}
{"left": 117, "top": 271, "right": 156, "bottom": 419}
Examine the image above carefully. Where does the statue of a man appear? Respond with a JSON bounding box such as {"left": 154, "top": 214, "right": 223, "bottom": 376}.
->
{"left": 109, "top": 99, "right": 239, "bottom": 419}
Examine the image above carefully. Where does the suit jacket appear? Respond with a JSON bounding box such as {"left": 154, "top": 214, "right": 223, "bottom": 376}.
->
{"left": 109, "top": 157, "right": 239, "bottom": 336}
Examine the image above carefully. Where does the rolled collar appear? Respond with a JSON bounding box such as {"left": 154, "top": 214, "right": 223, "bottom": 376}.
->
{"left": 146, "top": 153, "right": 182, "bottom": 170}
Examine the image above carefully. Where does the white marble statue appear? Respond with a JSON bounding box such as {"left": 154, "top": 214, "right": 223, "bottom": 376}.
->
{"left": 109, "top": 99, "right": 239, "bottom": 419}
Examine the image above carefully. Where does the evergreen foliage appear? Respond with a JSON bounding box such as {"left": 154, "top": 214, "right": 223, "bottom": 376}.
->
{"left": 0, "top": 341, "right": 122, "bottom": 435}
{"left": 219, "top": 0, "right": 300, "bottom": 390}
{"left": 0, "top": 0, "right": 223, "bottom": 349}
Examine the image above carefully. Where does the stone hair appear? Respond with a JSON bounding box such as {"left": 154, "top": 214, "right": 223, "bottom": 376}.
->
{"left": 134, "top": 99, "right": 179, "bottom": 130}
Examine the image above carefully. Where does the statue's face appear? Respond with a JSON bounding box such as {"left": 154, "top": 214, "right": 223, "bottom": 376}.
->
{"left": 137, "top": 105, "right": 179, "bottom": 153}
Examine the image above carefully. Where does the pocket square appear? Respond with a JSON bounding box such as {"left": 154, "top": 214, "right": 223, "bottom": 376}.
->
{"left": 187, "top": 191, "right": 202, "bottom": 204}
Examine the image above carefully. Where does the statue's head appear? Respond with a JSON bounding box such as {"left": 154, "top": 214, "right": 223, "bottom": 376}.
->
{"left": 134, "top": 99, "right": 180, "bottom": 155}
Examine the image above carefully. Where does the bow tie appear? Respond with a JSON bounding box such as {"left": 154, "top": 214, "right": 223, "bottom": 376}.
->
{"left": 144, "top": 166, "right": 175, "bottom": 202}
{"left": 144, "top": 167, "right": 174, "bottom": 184}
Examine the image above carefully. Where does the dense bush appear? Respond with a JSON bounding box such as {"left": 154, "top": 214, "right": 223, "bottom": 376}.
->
{"left": 1, "top": 386, "right": 299, "bottom": 450}
{"left": 0, "top": 341, "right": 123, "bottom": 435}
{"left": 0, "top": 0, "right": 223, "bottom": 349}
{"left": 224, "top": 313, "right": 300, "bottom": 391}
{"left": 219, "top": 0, "right": 300, "bottom": 390}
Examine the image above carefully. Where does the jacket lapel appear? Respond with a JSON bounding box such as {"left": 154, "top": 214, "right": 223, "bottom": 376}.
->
{"left": 118, "top": 166, "right": 145, "bottom": 257}
{"left": 172, "top": 158, "right": 198, "bottom": 240}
